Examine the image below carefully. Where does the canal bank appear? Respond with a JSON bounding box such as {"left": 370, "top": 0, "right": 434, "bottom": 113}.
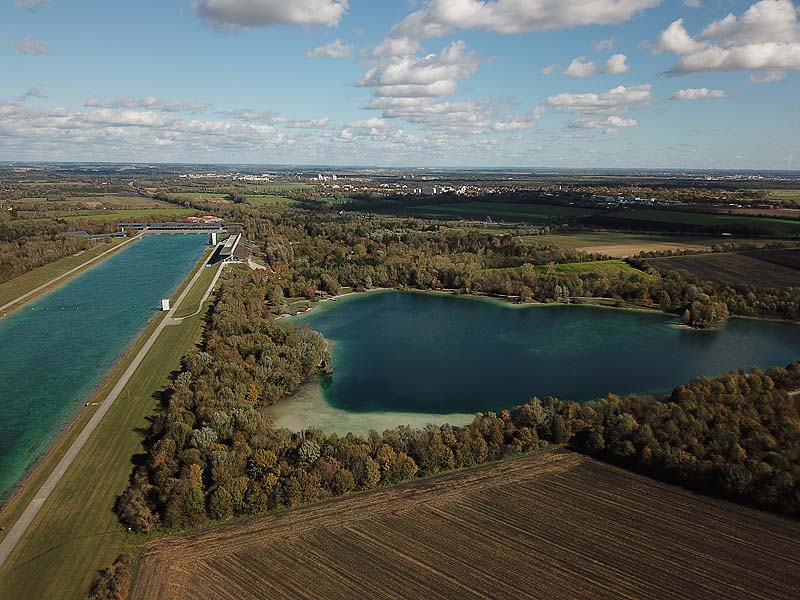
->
{"left": 0, "top": 238, "right": 223, "bottom": 597}
{"left": 0, "top": 235, "right": 210, "bottom": 503}
{"left": 0, "top": 234, "right": 141, "bottom": 318}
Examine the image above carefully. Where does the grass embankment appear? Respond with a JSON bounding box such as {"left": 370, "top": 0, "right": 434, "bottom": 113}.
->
{"left": 0, "top": 238, "right": 128, "bottom": 310}
{"left": 0, "top": 249, "right": 218, "bottom": 599}
{"left": 173, "top": 262, "right": 222, "bottom": 319}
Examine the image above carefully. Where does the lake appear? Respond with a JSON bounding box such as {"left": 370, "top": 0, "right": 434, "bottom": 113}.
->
{"left": 0, "top": 234, "right": 207, "bottom": 501}
{"left": 268, "top": 291, "right": 800, "bottom": 434}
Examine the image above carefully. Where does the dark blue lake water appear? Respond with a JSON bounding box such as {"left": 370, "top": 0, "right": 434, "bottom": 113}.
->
{"left": 301, "top": 291, "right": 800, "bottom": 415}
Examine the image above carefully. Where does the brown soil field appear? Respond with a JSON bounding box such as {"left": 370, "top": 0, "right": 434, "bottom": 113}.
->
{"left": 579, "top": 242, "right": 709, "bottom": 257}
{"left": 647, "top": 248, "right": 800, "bottom": 288}
{"left": 131, "top": 449, "right": 800, "bottom": 600}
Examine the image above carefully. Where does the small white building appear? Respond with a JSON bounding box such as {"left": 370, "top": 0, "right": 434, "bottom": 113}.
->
{"left": 161, "top": 299, "right": 171, "bottom": 311}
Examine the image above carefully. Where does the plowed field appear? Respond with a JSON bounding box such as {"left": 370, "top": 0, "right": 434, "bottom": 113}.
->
{"left": 132, "top": 449, "right": 800, "bottom": 600}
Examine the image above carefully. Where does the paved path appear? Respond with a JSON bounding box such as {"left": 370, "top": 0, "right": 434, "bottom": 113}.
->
{"left": 0, "top": 246, "right": 215, "bottom": 570}
{"left": 0, "top": 234, "right": 142, "bottom": 315}
{"left": 173, "top": 262, "right": 225, "bottom": 322}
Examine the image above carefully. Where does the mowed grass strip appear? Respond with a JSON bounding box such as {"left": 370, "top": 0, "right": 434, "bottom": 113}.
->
{"left": 246, "top": 194, "right": 297, "bottom": 207}
{"left": 647, "top": 249, "right": 800, "bottom": 288}
{"left": 131, "top": 449, "right": 800, "bottom": 600}
{"left": 416, "top": 201, "right": 599, "bottom": 220}
{"left": 173, "top": 262, "right": 221, "bottom": 319}
{"left": 0, "top": 251, "right": 217, "bottom": 599}
{"left": 545, "top": 259, "right": 648, "bottom": 278}
{"left": 0, "top": 238, "right": 128, "bottom": 309}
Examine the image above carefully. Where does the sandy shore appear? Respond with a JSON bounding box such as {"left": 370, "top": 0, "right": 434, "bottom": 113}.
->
{"left": 265, "top": 381, "right": 475, "bottom": 435}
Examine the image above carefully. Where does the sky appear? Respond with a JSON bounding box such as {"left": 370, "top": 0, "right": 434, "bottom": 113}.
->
{"left": 1, "top": 0, "right": 799, "bottom": 169}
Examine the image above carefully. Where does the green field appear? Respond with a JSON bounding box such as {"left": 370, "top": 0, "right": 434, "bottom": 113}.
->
{"left": 60, "top": 208, "right": 197, "bottom": 222}
{"left": 416, "top": 202, "right": 600, "bottom": 220}
{"left": 0, "top": 253, "right": 218, "bottom": 599}
{"left": 598, "top": 208, "right": 800, "bottom": 235}
{"left": 0, "top": 239, "right": 128, "bottom": 309}
{"left": 246, "top": 194, "right": 297, "bottom": 207}
{"left": 168, "top": 192, "right": 229, "bottom": 201}
{"left": 543, "top": 259, "right": 648, "bottom": 278}
{"left": 173, "top": 263, "right": 222, "bottom": 319}
{"left": 761, "top": 189, "right": 800, "bottom": 206}
{"left": 245, "top": 183, "right": 314, "bottom": 192}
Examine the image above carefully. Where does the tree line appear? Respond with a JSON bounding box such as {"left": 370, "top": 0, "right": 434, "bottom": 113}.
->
{"left": 115, "top": 265, "right": 800, "bottom": 537}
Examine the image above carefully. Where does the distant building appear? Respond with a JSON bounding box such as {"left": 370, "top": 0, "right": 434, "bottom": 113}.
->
{"left": 161, "top": 299, "right": 171, "bottom": 311}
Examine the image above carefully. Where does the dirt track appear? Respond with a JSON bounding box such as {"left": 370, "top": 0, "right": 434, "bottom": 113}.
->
{"left": 132, "top": 449, "right": 800, "bottom": 600}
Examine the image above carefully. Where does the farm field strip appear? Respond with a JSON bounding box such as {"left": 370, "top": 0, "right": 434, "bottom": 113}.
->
{"left": 596, "top": 208, "right": 800, "bottom": 234}
{"left": 416, "top": 202, "right": 600, "bottom": 220}
{"left": 131, "top": 450, "right": 800, "bottom": 600}
{"left": 516, "top": 232, "right": 764, "bottom": 257}
{"left": 647, "top": 248, "right": 800, "bottom": 288}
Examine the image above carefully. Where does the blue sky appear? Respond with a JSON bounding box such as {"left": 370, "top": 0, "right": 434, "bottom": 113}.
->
{"left": 1, "top": 0, "right": 799, "bottom": 168}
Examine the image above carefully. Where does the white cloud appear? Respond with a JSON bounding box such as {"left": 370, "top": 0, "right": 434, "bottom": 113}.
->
{"left": 218, "top": 108, "right": 330, "bottom": 128}
{"left": 284, "top": 117, "right": 331, "bottom": 128}
{"left": 683, "top": 0, "right": 701, "bottom": 7}
{"left": 388, "top": 0, "right": 661, "bottom": 38}
{"left": 564, "top": 56, "right": 596, "bottom": 77}
{"left": 546, "top": 84, "right": 652, "bottom": 113}
{"left": 0, "top": 104, "right": 293, "bottom": 157}
{"left": 492, "top": 107, "right": 546, "bottom": 131}
{"left": 84, "top": 96, "right": 210, "bottom": 113}
{"left": 654, "top": 0, "right": 800, "bottom": 74}
{"left": 372, "top": 37, "right": 422, "bottom": 57}
{"left": 358, "top": 40, "right": 478, "bottom": 98}
{"left": 195, "top": 0, "right": 348, "bottom": 29}
{"left": 15, "top": 37, "right": 52, "bottom": 55}
{"left": 374, "top": 0, "right": 661, "bottom": 62}
{"left": 14, "top": 0, "right": 52, "bottom": 9}
{"left": 540, "top": 63, "right": 558, "bottom": 76}
{"left": 305, "top": 39, "right": 353, "bottom": 59}
{"left": 16, "top": 85, "right": 47, "bottom": 102}
{"left": 547, "top": 84, "right": 651, "bottom": 132}
{"left": 747, "top": 70, "right": 787, "bottom": 82}
{"left": 568, "top": 115, "right": 638, "bottom": 132}
{"left": 604, "top": 53, "right": 630, "bottom": 74}
{"left": 594, "top": 38, "right": 616, "bottom": 51}
{"left": 670, "top": 87, "right": 726, "bottom": 100}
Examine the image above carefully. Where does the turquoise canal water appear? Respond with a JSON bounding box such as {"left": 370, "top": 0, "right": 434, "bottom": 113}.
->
{"left": 0, "top": 235, "right": 207, "bottom": 501}
{"left": 298, "top": 291, "right": 800, "bottom": 416}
